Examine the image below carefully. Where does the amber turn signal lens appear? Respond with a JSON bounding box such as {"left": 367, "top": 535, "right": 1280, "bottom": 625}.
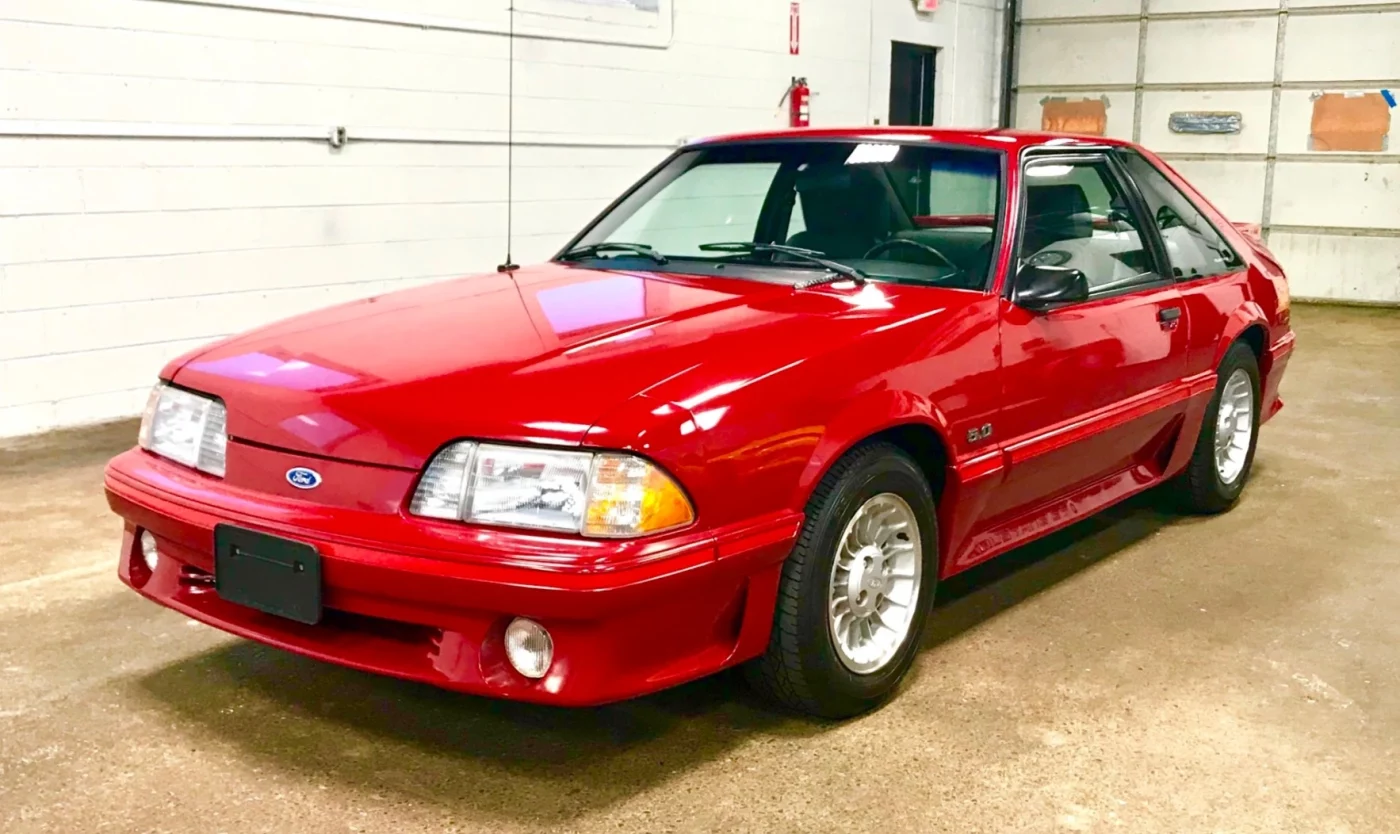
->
{"left": 584, "top": 454, "right": 695, "bottom": 537}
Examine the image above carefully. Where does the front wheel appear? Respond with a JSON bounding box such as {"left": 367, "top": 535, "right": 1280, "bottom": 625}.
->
{"left": 1171, "top": 341, "right": 1262, "bottom": 514}
{"left": 744, "top": 443, "right": 938, "bottom": 719}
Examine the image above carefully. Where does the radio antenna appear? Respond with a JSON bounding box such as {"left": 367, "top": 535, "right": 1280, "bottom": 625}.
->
{"left": 497, "top": 0, "right": 520, "bottom": 273}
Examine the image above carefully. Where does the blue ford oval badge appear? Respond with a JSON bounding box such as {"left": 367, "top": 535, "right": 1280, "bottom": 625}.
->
{"left": 286, "top": 467, "right": 323, "bottom": 490}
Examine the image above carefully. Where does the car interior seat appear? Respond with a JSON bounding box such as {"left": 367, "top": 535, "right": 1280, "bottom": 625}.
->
{"left": 784, "top": 166, "right": 892, "bottom": 258}
{"left": 1022, "top": 183, "right": 1093, "bottom": 255}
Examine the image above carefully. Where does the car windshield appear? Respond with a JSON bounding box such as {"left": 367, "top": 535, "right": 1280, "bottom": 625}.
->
{"left": 560, "top": 140, "right": 1004, "bottom": 290}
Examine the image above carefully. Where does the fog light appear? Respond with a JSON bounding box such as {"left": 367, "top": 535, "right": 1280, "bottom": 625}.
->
{"left": 504, "top": 618, "right": 553, "bottom": 680}
{"left": 139, "top": 531, "right": 160, "bottom": 572}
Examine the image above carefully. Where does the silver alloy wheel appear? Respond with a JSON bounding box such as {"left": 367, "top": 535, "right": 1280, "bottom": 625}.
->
{"left": 1214, "top": 367, "right": 1255, "bottom": 485}
{"left": 827, "top": 493, "right": 922, "bottom": 675}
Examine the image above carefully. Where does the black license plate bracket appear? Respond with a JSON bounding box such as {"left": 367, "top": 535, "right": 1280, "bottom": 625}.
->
{"left": 214, "top": 524, "right": 323, "bottom": 625}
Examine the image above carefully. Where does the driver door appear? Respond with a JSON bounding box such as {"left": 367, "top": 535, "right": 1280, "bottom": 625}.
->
{"left": 982, "top": 151, "right": 1190, "bottom": 521}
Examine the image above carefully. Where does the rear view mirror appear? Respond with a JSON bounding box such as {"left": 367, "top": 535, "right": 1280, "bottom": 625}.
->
{"left": 1015, "top": 263, "right": 1089, "bottom": 310}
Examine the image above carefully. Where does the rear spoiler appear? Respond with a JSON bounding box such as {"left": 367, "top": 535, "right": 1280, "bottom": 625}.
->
{"left": 1232, "top": 222, "right": 1265, "bottom": 249}
{"left": 1231, "top": 221, "right": 1286, "bottom": 274}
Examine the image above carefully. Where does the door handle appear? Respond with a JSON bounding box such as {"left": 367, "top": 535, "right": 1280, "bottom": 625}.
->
{"left": 1158, "top": 307, "right": 1181, "bottom": 323}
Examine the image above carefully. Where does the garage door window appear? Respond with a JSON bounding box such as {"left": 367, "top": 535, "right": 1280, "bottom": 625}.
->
{"left": 1118, "top": 151, "right": 1244, "bottom": 280}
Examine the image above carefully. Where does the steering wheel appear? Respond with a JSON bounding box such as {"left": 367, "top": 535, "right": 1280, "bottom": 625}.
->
{"left": 863, "top": 238, "right": 959, "bottom": 271}
{"left": 1155, "top": 204, "right": 1184, "bottom": 230}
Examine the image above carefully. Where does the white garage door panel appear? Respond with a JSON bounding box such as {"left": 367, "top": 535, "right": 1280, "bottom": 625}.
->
{"left": 1018, "top": 22, "right": 1141, "bottom": 87}
{"left": 1019, "top": 0, "right": 1399, "bottom": 304}
{"left": 1271, "top": 233, "right": 1400, "bottom": 302}
{"left": 1148, "top": 0, "right": 1274, "bottom": 13}
{"left": 1138, "top": 90, "right": 1272, "bottom": 154}
{"left": 1274, "top": 90, "right": 1399, "bottom": 156}
{"left": 1290, "top": 0, "right": 1399, "bottom": 8}
{"left": 1142, "top": 17, "right": 1278, "bottom": 85}
{"left": 1271, "top": 161, "right": 1400, "bottom": 229}
{"left": 1282, "top": 12, "right": 1400, "bottom": 82}
{"left": 1021, "top": 0, "right": 1141, "bottom": 19}
{"left": 1163, "top": 160, "right": 1268, "bottom": 224}
{"left": 1014, "top": 91, "right": 1138, "bottom": 140}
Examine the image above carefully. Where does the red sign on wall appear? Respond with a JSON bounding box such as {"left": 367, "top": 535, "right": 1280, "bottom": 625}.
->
{"left": 789, "top": 2, "right": 800, "bottom": 55}
{"left": 914, "top": 0, "right": 939, "bottom": 11}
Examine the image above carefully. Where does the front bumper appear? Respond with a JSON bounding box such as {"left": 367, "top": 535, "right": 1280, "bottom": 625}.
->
{"left": 105, "top": 449, "right": 800, "bottom": 706}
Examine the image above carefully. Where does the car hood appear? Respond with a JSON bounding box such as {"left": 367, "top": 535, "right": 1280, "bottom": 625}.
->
{"left": 167, "top": 263, "right": 919, "bottom": 469}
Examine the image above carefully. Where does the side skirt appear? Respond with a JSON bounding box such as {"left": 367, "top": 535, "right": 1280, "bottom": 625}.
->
{"left": 946, "top": 463, "right": 1170, "bottom": 576}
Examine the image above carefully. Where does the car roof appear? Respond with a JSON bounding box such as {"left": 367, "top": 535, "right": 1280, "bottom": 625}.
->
{"left": 684, "top": 126, "right": 1137, "bottom": 153}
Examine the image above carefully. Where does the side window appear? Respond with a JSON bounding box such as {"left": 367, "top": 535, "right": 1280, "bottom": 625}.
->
{"left": 608, "top": 161, "right": 780, "bottom": 256}
{"left": 1118, "top": 151, "right": 1243, "bottom": 279}
{"left": 1019, "top": 157, "right": 1159, "bottom": 295}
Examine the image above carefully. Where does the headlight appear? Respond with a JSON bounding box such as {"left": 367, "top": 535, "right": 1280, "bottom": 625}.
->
{"left": 409, "top": 442, "right": 695, "bottom": 538}
{"left": 138, "top": 383, "right": 228, "bottom": 477}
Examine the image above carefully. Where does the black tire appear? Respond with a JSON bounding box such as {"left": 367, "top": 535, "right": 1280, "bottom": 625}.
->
{"left": 1171, "top": 341, "right": 1262, "bottom": 514}
{"left": 744, "top": 443, "right": 939, "bottom": 719}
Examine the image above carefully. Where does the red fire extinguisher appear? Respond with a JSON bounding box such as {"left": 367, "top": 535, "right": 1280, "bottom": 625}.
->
{"left": 780, "top": 77, "right": 811, "bottom": 128}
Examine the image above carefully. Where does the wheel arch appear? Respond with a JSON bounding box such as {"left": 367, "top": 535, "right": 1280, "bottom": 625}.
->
{"left": 791, "top": 391, "right": 955, "bottom": 515}
{"left": 1216, "top": 301, "right": 1271, "bottom": 381}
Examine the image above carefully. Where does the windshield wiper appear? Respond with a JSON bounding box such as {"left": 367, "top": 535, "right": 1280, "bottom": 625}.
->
{"left": 697, "top": 242, "right": 867, "bottom": 287}
{"left": 559, "top": 242, "right": 669, "bottom": 265}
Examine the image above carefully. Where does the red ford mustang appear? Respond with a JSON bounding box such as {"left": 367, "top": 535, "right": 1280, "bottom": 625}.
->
{"left": 105, "top": 128, "right": 1294, "bottom": 718}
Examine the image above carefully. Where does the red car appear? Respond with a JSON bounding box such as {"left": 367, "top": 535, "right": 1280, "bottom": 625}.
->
{"left": 105, "top": 128, "right": 1294, "bottom": 718}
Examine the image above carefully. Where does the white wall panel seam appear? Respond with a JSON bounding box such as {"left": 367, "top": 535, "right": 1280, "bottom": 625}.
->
{"left": 1260, "top": 1, "right": 1289, "bottom": 239}
{"left": 6, "top": 198, "right": 616, "bottom": 221}
{"left": 0, "top": 121, "right": 683, "bottom": 149}
{"left": 1019, "top": 79, "right": 1400, "bottom": 91}
{"left": 1022, "top": 3, "right": 1400, "bottom": 23}
{"left": 145, "top": 0, "right": 677, "bottom": 48}
{"left": 5, "top": 335, "right": 238, "bottom": 363}
{"left": 0, "top": 44, "right": 873, "bottom": 93}
{"left": 5, "top": 270, "right": 466, "bottom": 314}
{"left": 3, "top": 236, "right": 510, "bottom": 268}
{"left": 0, "top": 15, "right": 868, "bottom": 76}
{"left": 1269, "top": 226, "right": 1400, "bottom": 237}
{"left": 1160, "top": 153, "right": 1394, "bottom": 162}
{"left": 1132, "top": 0, "right": 1149, "bottom": 142}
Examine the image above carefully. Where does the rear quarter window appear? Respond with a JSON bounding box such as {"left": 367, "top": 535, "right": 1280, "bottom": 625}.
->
{"left": 1118, "top": 151, "right": 1244, "bottom": 279}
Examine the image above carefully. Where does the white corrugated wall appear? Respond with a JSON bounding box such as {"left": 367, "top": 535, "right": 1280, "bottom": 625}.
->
{"left": 1014, "top": 1, "right": 1399, "bottom": 305}
{"left": 0, "top": 0, "right": 1006, "bottom": 438}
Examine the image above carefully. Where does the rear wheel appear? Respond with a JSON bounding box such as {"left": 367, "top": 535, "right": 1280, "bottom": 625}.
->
{"left": 745, "top": 443, "right": 938, "bottom": 719}
{"left": 1171, "top": 342, "right": 1261, "bottom": 513}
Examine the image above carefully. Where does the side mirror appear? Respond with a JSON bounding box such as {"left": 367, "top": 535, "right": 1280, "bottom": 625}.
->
{"left": 1014, "top": 263, "right": 1090, "bottom": 310}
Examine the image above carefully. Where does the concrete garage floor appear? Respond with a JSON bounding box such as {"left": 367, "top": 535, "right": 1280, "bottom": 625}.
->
{"left": 1, "top": 305, "right": 1397, "bottom": 834}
